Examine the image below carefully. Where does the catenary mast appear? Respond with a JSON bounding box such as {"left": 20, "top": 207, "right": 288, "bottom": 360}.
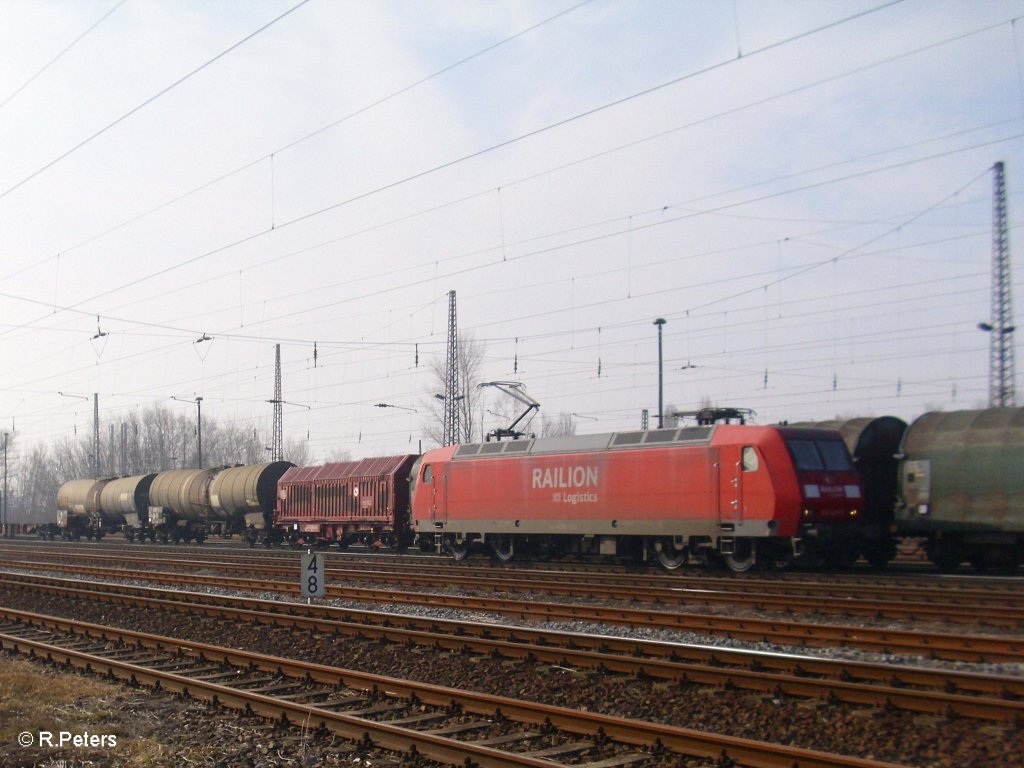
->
{"left": 981, "top": 161, "right": 1017, "bottom": 407}
{"left": 442, "top": 290, "right": 461, "bottom": 446}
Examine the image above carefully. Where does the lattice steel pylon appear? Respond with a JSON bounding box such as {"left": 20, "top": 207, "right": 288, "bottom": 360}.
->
{"left": 442, "top": 290, "right": 461, "bottom": 446}
{"left": 981, "top": 161, "right": 1017, "bottom": 407}
{"left": 271, "top": 344, "right": 283, "bottom": 461}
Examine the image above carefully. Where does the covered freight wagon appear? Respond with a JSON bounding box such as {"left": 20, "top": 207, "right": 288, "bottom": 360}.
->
{"left": 896, "top": 407, "right": 1024, "bottom": 571}
{"left": 274, "top": 455, "right": 418, "bottom": 548}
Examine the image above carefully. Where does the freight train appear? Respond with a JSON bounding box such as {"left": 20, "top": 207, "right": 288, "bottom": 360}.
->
{"left": 53, "top": 422, "right": 864, "bottom": 572}
{"left": 51, "top": 406, "right": 1024, "bottom": 573}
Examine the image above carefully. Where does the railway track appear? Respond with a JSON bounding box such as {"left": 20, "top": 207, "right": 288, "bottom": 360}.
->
{"left": 2, "top": 573, "right": 1021, "bottom": 723}
{"left": 9, "top": 537, "right": 1020, "bottom": 590}
{"left": 0, "top": 607, "right": 907, "bottom": 768}
{"left": 2, "top": 545, "right": 1022, "bottom": 627}
{"left": 2, "top": 560, "right": 1022, "bottom": 663}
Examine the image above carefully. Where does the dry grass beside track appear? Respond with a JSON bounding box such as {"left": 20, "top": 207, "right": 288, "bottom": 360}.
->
{"left": 0, "top": 654, "right": 416, "bottom": 768}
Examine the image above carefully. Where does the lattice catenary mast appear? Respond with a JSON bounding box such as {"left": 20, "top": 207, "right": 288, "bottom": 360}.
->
{"left": 442, "top": 290, "right": 461, "bottom": 446}
{"left": 981, "top": 161, "right": 1016, "bottom": 407}
{"left": 271, "top": 344, "right": 283, "bottom": 462}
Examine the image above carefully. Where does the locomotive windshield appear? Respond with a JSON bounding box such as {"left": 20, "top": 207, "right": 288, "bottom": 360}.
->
{"left": 786, "top": 439, "right": 853, "bottom": 472}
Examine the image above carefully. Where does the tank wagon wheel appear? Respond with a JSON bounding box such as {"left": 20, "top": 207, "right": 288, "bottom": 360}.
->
{"left": 723, "top": 538, "right": 757, "bottom": 573}
{"left": 490, "top": 535, "right": 515, "bottom": 563}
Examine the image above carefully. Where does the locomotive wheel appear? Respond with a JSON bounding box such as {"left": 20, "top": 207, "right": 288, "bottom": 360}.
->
{"left": 446, "top": 538, "right": 470, "bottom": 561}
{"left": 724, "top": 538, "right": 756, "bottom": 573}
{"left": 654, "top": 539, "right": 686, "bottom": 570}
{"left": 491, "top": 536, "right": 515, "bottom": 563}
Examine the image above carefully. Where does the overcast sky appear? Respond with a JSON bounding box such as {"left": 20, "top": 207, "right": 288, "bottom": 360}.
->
{"left": 1, "top": 0, "right": 1022, "bottom": 463}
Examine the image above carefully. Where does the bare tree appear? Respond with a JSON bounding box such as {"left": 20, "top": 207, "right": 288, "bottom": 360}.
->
{"left": 20, "top": 405, "right": 312, "bottom": 523}
{"left": 540, "top": 412, "right": 576, "bottom": 437}
{"left": 423, "top": 331, "right": 486, "bottom": 445}
{"left": 321, "top": 447, "right": 353, "bottom": 465}
{"left": 283, "top": 436, "right": 311, "bottom": 467}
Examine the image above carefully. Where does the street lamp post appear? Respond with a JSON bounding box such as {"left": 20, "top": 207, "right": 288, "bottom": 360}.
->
{"left": 172, "top": 396, "right": 203, "bottom": 468}
{"left": 653, "top": 318, "right": 667, "bottom": 429}
{"left": 2, "top": 432, "right": 7, "bottom": 538}
{"left": 59, "top": 391, "right": 99, "bottom": 476}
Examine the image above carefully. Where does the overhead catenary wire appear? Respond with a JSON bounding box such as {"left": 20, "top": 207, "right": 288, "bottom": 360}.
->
{"left": 0, "top": 1, "right": 1016, "bottom": 458}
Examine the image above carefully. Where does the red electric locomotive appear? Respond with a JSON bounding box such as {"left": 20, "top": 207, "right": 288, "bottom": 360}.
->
{"left": 410, "top": 424, "right": 862, "bottom": 571}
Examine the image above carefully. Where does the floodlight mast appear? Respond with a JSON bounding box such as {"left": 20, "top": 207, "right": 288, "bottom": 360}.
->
{"left": 479, "top": 381, "right": 539, "bottom": 441}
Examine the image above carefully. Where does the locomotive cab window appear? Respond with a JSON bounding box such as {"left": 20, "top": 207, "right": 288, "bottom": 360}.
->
{"left": 786, "top": 440, "right": 823, "bottom": 471}
{"left": 742, "top": 446, "right": 759, "bottom": 472}
{"left": 786, "top": 439, "right": 853, "bottom": 472}
{"left": 816, "top": 440, "right": 853, "bottom": 471}
{"left": 422, "top": 465, "right": 433, "bottom": 483}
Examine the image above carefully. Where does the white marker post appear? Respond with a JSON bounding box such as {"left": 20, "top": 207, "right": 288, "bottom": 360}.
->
{"left": 301, "top": 549, "right": 325, "bottom": 604}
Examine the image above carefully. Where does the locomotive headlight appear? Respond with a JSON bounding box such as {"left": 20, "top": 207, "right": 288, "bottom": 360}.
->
{"left": 849, "top": 509, "right": 858, "bottom": 517}
{"left": 802, "top": 508, "right": 811, "bottom": 517}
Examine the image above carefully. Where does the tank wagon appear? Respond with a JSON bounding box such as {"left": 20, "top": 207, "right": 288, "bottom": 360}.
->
{"left": 896, "top": 407, "right": 1024, "bottom": 572}
{"left": 55, "top": 478, "right": 114, "bottom": 540}
{"left": 146, "top": 468, "right": 224, "bottom": 543}
{"left": 409, "top": 424, "right": 863, "bottom": 572}
{"left": 272, "top": 455, "right": 418, "bottom": 548}
{"left": 55, "top": 462, "right": 296, "bottom": 544}
{"left": 209, "top": 461, "right": 294, "bottom": 543}
{"left": 100, "top": 473, "right": 158, "bottom": 542}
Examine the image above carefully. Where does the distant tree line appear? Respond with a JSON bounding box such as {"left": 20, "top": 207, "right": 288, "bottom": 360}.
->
{"left": 6, "top": 404, "right": 310, "bottom": 524}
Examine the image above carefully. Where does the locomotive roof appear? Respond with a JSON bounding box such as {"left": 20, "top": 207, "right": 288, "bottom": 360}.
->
{"left": 452, "top": 426, "right": 717, "bottom": 459}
